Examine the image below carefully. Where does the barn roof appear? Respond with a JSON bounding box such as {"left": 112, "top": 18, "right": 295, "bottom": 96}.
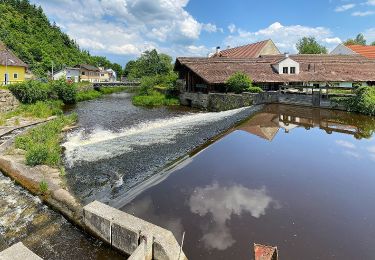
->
{"left": 175, "top": 55, "right": 375, "bottom": 84}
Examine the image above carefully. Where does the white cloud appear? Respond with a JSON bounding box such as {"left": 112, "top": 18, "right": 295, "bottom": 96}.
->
{"left": 31, "top": 0, "right": 220, "bottom": 59}
{"left": 336, "top": 140, "right": 356, "bottom": 149}
{"left": 189, "top": 183, "right": 279, "bottom": 250}
{"left": 228, "top": 23, "right": 237, "bottom": 34}
{"left": 223, "top": 22, "right": 336, "bottom": 53}
{"left": 366, "top": 0, "right": 375, "bottom": 6}
{"left": 335, "top": 3, "right": 356, "bottom": 12}
{"left": 323, "top": 37, "right": 342, "bottom": 44}
{"left": 364, "top": 28, "right": 375, "bottom": 42}
{"left": 352, "top": 11, "right": 375, "bottom": 16}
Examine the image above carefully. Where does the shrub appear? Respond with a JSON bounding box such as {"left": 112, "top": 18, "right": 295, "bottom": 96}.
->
{"left": 139, "top": 72, "right": 178, "bottom": 95}
{"left": 76, "top": 90, "right": 102, "bottom": 102}
{"left": 26, "top": 144, "right": 49, "bottom": 166}
{"left": 8, "top": 80, "right": 51, "bottom": 103}
{"left": 6, "top": 100, "right": 63, "bottom": 119}
{"left": 341, "top": 86, "right": 375, "bottom": 116}
{"left": 226, "top": 72, "right": 254, "bottom": 94}
{"left": 50, "top": 79, "right": 77, "bottom": 104}
{"left": 247, "top": 86, "right": 263, "bottom": 93}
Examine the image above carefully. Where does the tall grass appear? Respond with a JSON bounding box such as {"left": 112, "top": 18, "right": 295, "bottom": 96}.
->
{"left": 132, "top": 90, "right": 179, "bottom": 107}
{"left": 15, "top": 114, "right": 77, "bottom": 167}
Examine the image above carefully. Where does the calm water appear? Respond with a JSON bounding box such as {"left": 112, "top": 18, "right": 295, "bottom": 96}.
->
{"left": 121, "top": 104, "right": 375, "bottom": 259}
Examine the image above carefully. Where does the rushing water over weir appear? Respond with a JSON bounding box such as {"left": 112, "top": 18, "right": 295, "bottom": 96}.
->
{"left": 63, "top": 92, "right": 260, "bottom": 206}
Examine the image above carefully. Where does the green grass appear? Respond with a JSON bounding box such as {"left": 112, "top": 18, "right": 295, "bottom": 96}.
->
{"left": 15, "top": 114, "right": 77, "bottom": 167}
{"left": 5, "top": 100, "right": 63, "bottom": 119}
{"left": 132, "top": 91, "right": 180, "bottom": 107}
{"left": 98, "top": 86, "right": 130, "bottom": 94}
{"left": 76, "top": 90, "right": 103, "bottom": 102}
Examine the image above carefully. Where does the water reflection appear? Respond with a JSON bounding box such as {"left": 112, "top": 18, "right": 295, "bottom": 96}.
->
{"left": 189, "top": 183, "right": 278, "bottom": 250}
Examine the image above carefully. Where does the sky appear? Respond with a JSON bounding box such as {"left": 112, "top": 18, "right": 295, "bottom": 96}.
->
{"left": 30, "top": 0, "right": 375, "bottom": 66}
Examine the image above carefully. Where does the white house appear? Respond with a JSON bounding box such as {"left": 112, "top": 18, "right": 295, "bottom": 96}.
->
{"left": 53, "top": 67, "right": 80, "bottom": 82}
{"left": 272, "top": 56, "right": 300, "bottom": 75}
{"left": 106, "top": 69, "right": 117, "bottom": 82}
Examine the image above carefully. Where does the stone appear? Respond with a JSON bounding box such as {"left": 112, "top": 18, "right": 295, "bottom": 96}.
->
{"left": 0, "top": 242, "right": 43, "bottom": 260}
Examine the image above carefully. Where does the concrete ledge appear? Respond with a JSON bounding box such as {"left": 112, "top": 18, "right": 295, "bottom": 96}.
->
{"left": 0, "top": 242, "right": 42, "bottom": 260}
{"left": 83, "top": 201, "right": 187, "bottom": 260}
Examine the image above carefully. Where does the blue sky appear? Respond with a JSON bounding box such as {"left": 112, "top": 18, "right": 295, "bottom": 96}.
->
{"left": 31, "top": 0, "right": 375, "bottom": 66}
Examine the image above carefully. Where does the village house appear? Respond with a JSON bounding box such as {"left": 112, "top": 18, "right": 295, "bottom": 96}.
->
{"left": 175, "top": 40, "right": 375, "bottom": 93}
{"left": 53, "top": 67, "right": 80, "bottom": 82}
{"left": 330, "top": 44, "right": 375, "bottom": 59}
{"left": 77, "top": 64, "right": 100, "bottom": 83}
{"left": 0, "top": 41, "right": 28, "bottom": 85}
{"left": 98, "top": 68, "right": 117, "bottom": 82}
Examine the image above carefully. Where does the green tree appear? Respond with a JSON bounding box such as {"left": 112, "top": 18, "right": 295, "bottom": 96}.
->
{"left": 296, "top": 37, "right": 328, "bottom": 54}
{"left": 344, "top": 33, "right": 367, "bottom": 45}
{"left": 371, "top": 41, "right": 375, "bottom": 46}
{"left": 125, "top": 49, "right": 173, "bottom": 79}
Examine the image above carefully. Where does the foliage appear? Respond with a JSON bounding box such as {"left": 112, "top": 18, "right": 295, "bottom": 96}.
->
{"left": 226, "top": 72, "right": 255, "bottom": 94}
{"left": 8, "top": 80, "right": 51, "bottom": 103}
{"left": 76, "top": 90, "right": 102, "bottom": 102}
{"left": 132, "top": 91, "right": 180, "bottom": 107}
{"left": 296, "top": 37, "right": 328, "bottom": 54}
{"left": 344, "top": 33, "right": 367, "bottom": 45}
{"left": 15, "top": 114, "right": 77, "bottom": 167}
{"left": 333, "top": 86, "right": 375, "bottom": 116}
{"left": 0, "top": 0, "right": 122, "bottom": 78}
{"left": 139, "top": 72, "right": 178, "bottom": 95}
{"left": 6, "top": 100, "right": 63, "bottom": 119}
{"left": 50, "top": 79, "right": 77, "bottom": 104}
{"left": 371, "top": 41, "right": 375, "bottom": 46}
{"left": 39, "top": 180, "right": 48, "bottom": 194}
{"left": 124, "top": 49, "right": 173, "bottom": 79}
{"left": 247, "top": 86, "right": 264, "bottom": 93}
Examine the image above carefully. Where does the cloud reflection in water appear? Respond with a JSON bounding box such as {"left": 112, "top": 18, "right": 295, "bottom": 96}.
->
{"left": 189, "top": 183, "right": 279, "bottom": 250}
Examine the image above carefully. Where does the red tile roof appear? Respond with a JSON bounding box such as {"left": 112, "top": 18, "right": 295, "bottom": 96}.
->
{"left": 175, "top": 55, "right": 375, "bottom": 84}
{"left": 346, "top": 45, "right": 375, "bottom": 59}
{"left": 212, "top": 40, "right": 274, "bottom": 58}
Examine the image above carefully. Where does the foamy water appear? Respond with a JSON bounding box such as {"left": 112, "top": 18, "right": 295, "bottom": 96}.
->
{"left": 63, "top": 107, "right": 248, "bottom": 166}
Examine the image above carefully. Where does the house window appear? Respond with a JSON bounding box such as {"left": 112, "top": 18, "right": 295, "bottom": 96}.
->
{"left": 13, "top": 73, "right": 18, "bottom": 79}
{"left": 82, "top": 71, "right": 85, "bottom": 76}
{"left": 101, "top": 73, "right": 105, "bottom": 77}
{"left": 283, "top": 67, "right": 289, "bottom": 74}
{"left": 290, "top": 67, "right": 296, "bottom": 74}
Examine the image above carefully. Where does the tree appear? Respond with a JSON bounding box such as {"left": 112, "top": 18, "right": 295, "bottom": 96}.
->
{"left": 344, "top": 33, "right": 367, "bottom": 45}
{"left": 371, "top": 41, "right": 375, "bottom": 46}
{"left": 125, "top": 49, "right": 173, "bottom": 79}
{"left": 296, "top": 37, "right": 328, "bottom": 54}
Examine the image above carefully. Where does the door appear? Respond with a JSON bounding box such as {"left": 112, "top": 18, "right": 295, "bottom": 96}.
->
{"left": 312, "top": 87, "right": 320, "bottom": 106}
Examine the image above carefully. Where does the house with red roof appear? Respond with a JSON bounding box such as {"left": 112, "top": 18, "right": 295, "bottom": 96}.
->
{"left": 330, "top": 44, "right": 375, "bottom": 59}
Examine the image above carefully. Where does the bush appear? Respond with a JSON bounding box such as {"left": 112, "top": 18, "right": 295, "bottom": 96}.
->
{"left": 226, "top": 72, "right": 254, "bottom": 94}
{"left": 247, "top": 86, "right": 263, "bottom": 93}
{"left": 139, "top": 72, "right": 178, "bottom": 95}
{"left": 26, "top": 144, "right": 49, "bottom": 166}
{"left": 76, "top": 90, "right": 102, "bottom": 102}
{"left": 8, "top": 80, "right": 51, "bottom": 103}
{"left": 347, "top": 86, "right": 375, "bottom": 116}
{"left": 50, "top": 79, "right": 77, "bottom": 104}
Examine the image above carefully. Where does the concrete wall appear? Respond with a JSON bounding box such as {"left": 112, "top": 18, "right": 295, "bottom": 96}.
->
{"left": 330, "top": 44, "right": 356, "bottom": 55}
{"left": 0, "top": 90, "right": 19, "bottom": 113}
{"left": 83, "top": 201, "right": 187, "bottom": 260}
{"left": 0, "top": 242, "right": 42, "bottom": 260}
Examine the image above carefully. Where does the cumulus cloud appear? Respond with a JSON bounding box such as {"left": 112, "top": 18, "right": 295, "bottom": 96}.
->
{"left": 223, "top": 22, "right": 337, "bottom": 53}
{"left": 228, "top": 23, "right": 237, "bottom": 34}
{"left": 31, "top": 0, "right": 219, "bottom": 58}
{"left": 366, "top": 0, "right": 375, "bottom": 6}
{"left": 352, "top": 11, "right": 375, "bottom": 16}
{"left": 336, "top": 140, "right": 356, "bottom": 149}
{"left": 189, "top": 183, "right": 279, "bottom": 250}
{"left": 335, "top": 3, "right": 356, "bottom": 12}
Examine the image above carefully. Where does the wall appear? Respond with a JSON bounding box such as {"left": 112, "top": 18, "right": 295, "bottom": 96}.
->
{"left": 0, "top": 89, "right": 19, "bottom": 113}
{"left": 207, "top": 93, "right": 255, "bottom": 112}
{"left": 274, "top": 58, "right": 300, "bottom": 74}
{"left": 259, "top": 40, "right": 281, "bottom": 55}
{"left": 330, "top": 44, "right": 356, "bottom": 55}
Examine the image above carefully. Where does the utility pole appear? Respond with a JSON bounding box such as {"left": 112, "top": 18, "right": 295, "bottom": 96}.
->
{"left": 51, "top": 61, "right": 54, "bottom": 80}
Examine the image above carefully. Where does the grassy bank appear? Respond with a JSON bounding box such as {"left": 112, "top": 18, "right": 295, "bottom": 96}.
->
{"left": 132, "top": 91, "right": 179, "bottom": 107}
{"left": 76, "top": 86, "right": 132, "bottom": 102}
{"left": 332, "top": 86, "right": 375, "bottom": 116}
{"left": 14, "top": 114, "right": 77, "bottom": 167}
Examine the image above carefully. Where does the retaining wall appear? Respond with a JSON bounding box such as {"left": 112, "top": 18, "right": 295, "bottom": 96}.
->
{"left": 0, "top": 90, "right": 19, "bottom": 113}
{"left": 83, "top": 201, "right": 187, "bottom": 260}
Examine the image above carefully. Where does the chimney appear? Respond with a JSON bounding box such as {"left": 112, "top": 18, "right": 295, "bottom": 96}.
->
{"left": 284, "top": 52, "right": 289, "bottom": 58}
{"left": 216, "top": 46, "right": 221, "bottom": 55}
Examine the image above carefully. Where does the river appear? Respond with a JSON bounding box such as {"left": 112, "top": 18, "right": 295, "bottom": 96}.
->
{"left": 3, "top": 91, "right": 375, "bottom": 259}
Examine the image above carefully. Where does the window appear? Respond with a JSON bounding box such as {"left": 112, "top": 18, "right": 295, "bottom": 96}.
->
{"left": 101, "top": 73, "right": 105, "bottom": 77}
{"left": 13, "top": 73, "right": 18, "bottom": 79}
{"left": 82, "top": 71, "right": 85, "bottom": 76}
{"left": 290, "top": 67, "right": 296, "bottom": 74}
{"left": 283, "top": 67, "right": 289, "bottom": 74}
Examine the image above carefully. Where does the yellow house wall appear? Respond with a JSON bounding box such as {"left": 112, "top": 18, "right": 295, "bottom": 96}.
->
{"left": 0, "top": 65, "right": 26, "bottom": 85}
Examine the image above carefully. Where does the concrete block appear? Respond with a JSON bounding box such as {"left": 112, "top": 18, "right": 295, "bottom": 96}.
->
{"left": 128, "top": 240, "right": 146, "bottom": 260}
{"left": 83, "top": 201, "right": 113, "bottom": 243}
{"left": 0, "top": 242, "right": 43, "bottom": 260}
{"left": 111, "top": 222, "right": 139, "bottom": 254}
